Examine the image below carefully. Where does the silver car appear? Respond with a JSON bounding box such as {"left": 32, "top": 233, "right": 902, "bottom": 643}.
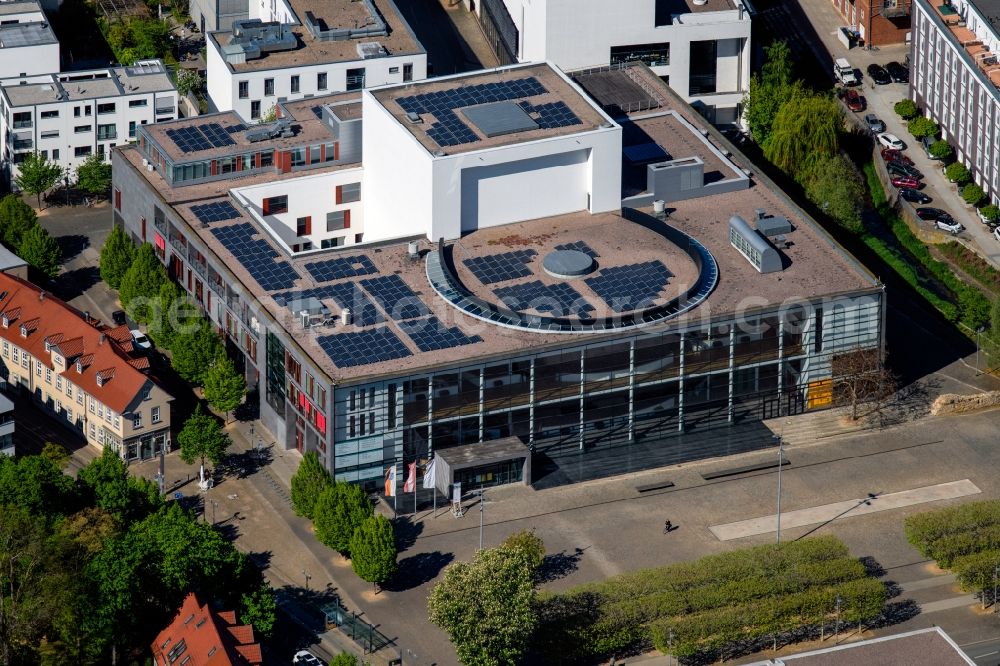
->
{"left": 864, "top": 114, "right": 885, "bottom": 133}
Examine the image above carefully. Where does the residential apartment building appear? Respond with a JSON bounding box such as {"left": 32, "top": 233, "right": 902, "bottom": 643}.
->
{"left": 0, "top": 273, "right": 173, "bottom": 461}
{"left": 0, "top": 393, "right": 13, "bottom": 456}
{"left": 462, "top": 0, "right": 752, "bottom": 125}
{"left": 152, "top": 592, "right": 262, "bottom": 666}
{"left": 112, "top": 62, "right": 882, "bottom": 494}
{"left": 0, "top": 60, "right": 178, "bottom": 185}
{"left": 0, "top": 1, "right": 59, "bottom": 79}
{"left": 205, "top": 0, "right": 426, "bottom": 123}
{"left": 911, "top": 0, "right": 1000, "bottom": 203}
{"left": 831, "top": 0, "right": 911, "bottom": 47}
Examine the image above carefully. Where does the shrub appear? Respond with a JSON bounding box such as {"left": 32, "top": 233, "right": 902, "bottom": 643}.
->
{"left": 963, "top": 183, "right": 986, "bottom": 206}
{"left": 893, "top": 99, "right": 919, "bottom": 119}
{"left": 906, "top": 116, "right": 938, "bottom": 139}
{"left": 980, "top": 204, "right": 1000, "bottom": 225}
{"left": 946, "top": 162, "right": 970, "bottom": 185}
{"left": 937, "top": 241, "right": 1000, "bottom": 293}
{"left": 929, "top": 139, "right": 954, "bottom": 161}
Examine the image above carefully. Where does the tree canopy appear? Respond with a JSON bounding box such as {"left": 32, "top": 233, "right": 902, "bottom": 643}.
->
{"left": 962, "top": 183, "right": 985, "bottom": 206}
{"left": 763, "top": 94, "right": 842, "bottom": 177}
{"left": 907, "top": 116, "right": 939, "bottom": 139}
{"left": 176, "top": 69, "right": 203, "bottom": 98}
{"left": 290, "top": 451, "right": 332, "bottom": 519}
{"left": 75, "top": 154, "right": 113, "bottom": 196}
{"left": 0, "top": 194, "right": 38, "bottom": 250}
{"left": 802, "top": 154, "right": 866, "bottom": 233}
{"left": 169, "top": 321, "right": 224, "bottom": 384}
{"left": 349, "top": 514, "right": 397, "bottom": 592}
{"left": 99, "top": 225, "right": 136, "bottom": 290}
{"left": 203, "top": 355, "right": 247, "bottom": 418}
{"left": 313, "top": 482, "right": 373, "bottom": 556}
{"left": 14, "top": 152, "right": 62, "bottom": 209}
{"left": 893, "top": 99, "right": 919, "bottom": 119}
{"left": 118, "top": 243, "right": 168, "bottom": 320}
{"left": 19, "top": 224, "right": 62, "bottom": 278}
{"left": 946, "top": 162, "right": 971, "bottom": 185}
{"left": 743, "top": 41, "right": 804, "bottom": 145}
{"left": 77, "top": 448, "right": 161, "bottom": 525}
{"left": 177, "top": 405, "right": 231, "bottom": 477}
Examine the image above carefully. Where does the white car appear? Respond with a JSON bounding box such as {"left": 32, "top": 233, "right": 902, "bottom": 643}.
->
{"left": 935, "top": 218, "right": 964, "bottom": 234}
{"left": 130, "top": 329, "right": 152, "bottom": 350}
{"left": 994, "top": 226, "right": 1000, "bottom": 242}
{"left": 292, "top": 651, "right": 326, "bottom": 666}
{"left": 877, "top": 133, "right": 905, "bottom": 150}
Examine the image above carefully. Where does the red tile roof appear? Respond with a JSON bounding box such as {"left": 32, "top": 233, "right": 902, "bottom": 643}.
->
{"left": 0, "top": 273, "right": 171, "bottom": 413}
{"left": 151, "top": 592, "right": 263, "bottom": 666}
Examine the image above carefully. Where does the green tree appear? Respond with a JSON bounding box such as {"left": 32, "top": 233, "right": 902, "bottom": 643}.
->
{"left": 743, "top": 41, "right": 804, "bottom": 145}
{"left": 41, "top": 441, "right": 71, "bottom": 469}
{"left": 501, "top": 529, "right": 545, "bottom": 573}
{"left": 894, "top": 99, "right": 919, "bottom": 119}
{"left": 14, "top": 151, "right": 62, "bottom": 209}
{"left": 202, "top": 355, "right": 246, "bottom": 420}
{"left": 349, "top": 514, "right": 397, "bottom": 593}
{"left": 330, "top": 654, "right": 359, "bottom": 666}
{"left": 19, "top": 224, "right": 62, "bottom": 278}
{"left": 313, "top": 482, "right": 374, "bottom": 556}
{"left": 760, "top": 39, "right": 794, "bottom": 87}
{"left": 992, "top": 297, "right": 1000, "bottom": 344}
{"left": 290, "top": 450, "right": 332, "bottom": 519}
{"left": 963, "top": 183, "right": 985, "bottom": 206}
{"left": 0, "top": 454, "right": 76, "bottom": 516}
{"left": 148, "top": 280, "right": 183, "bottom": 347}
{"left": 77, "top": 448, "right": 162, "bottom": 525}
{"left": 176, "top": 69, "right": 203, "bottom": 98}
{"left": 239, "top": 583, "right": 277, "bottom": 639}
{"left": 99, "top": 225, "right": 136, "bottom": 290}
{"left": 906, "top": 116, "right": 939, "bottom": 139}
{"left": 428, "top": 544, "right": 538, "bottom": 666}
{"left": 0, "top": 194, "right": 38, "bottom": 249}
{"left": 803, "top": 154, "right": 866, "bottom": 233}
{"left": 763, "top": 94, "right": 841, "bottom": 177}
{"left": 177, "top": 405, "right": 231, "bottom": 485}
{"left": 118, "top": 243, "right": 168, "bottom": 320}
{"left": 979, "top": 204, "right": 1000, "bottom": 224}
{"left": 75, "top": 154, "right": 113, "bottom": 196}
{"left": 169, "top": 321, "right": 223, "bottom": 384}
{"left": 946, "top": 162, "right": 971, "bottom": 185}
{"left": 929, "top": 139, "right": 954, "bottom": 161}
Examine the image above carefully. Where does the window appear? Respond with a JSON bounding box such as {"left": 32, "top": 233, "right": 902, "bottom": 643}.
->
{"left": 152, "top": 406, "right": 161, "bottom": 423}
{"left": 85, "top": 106, "right": 92, "bottom": 116}
{"left": 317, "top": 72, "right": 327, "bottom": 90}
{"left": 67, "top": 384, "right": 73, "bottom": 399}
{"left": 326, "top": 210, "right": 350, "bottom": 231}
{"left": 12, "top": 112, "right": 31, "bottom": 129}
{"left": 97, "top": 102, "right": 115, "bottom": 114}
{"left": 45, "top": 368, "right": 51, "bottom": 383}
{"left": 113, "top": 415, "right": 119, "bottom": 429}
{"left": 56, "top": 376, "right": 62, "bottom": 390}
{"left": 264, "top": 78, "right": 274, "bottom": 96}
{"left": 336, "top": 182, "right": 361, "bottom": 204}
{"left": 35, "top": 364, "right": 41, "bottom": 377}
{"left": 40, "top": 109, "right": 59, "bottom": 119}
{"left": 129, "top": 121, "right": 137, "bottom": 138}
{"left": 0, "top": 341, "right": 6, "bottom": 356}
{"left": 20, "top": 355, "right": 27, "bottom": 369}
{"left": 290, "top": 147, "right": 306, "bottom": 167}
{"left": 128, "top": 99, "right": 147, "bottom": 107}
{"left": 320, "top": 237, "right": 343, "bottom": 249}
{"left": 689, "top": 40, "right": 718, "bottom": 94}
{"left": 74, "top": 146, "right": 91, "bottom": 157}
{"left": 74, "top": 107, "right": 81, "bottom": 118}
{"left": 354, "top": 233, "right": 364, "bottom": 244}
{"left": 40, "top": 130, "right": 59, "bottom": 139}
{"left": 610, "top": 42, "right": 670, "bottom": 67}
{"left": 133, "top": 413, "right": 142, "bottom": 429}
{"left": 74, "top": 124, "right": 91, "bottom": 134}
{"left": 114, "top": 187, "right": 121, "bottom": 211}
{"left": 346, "top": 67, "right": 365, "bottom": 91}
{"left": 238, "top": 81, "right": 249, "bottom": 99}
{"left": 77, "top": 392, "right": 83, "bottom": 405}
{"left": 296, "top": 216, "right": 311, "bottom": 236}
{"left": 52, "top": 149, "right": 58, "bottom": 160}
{"left": 290, "top": 74, "right": 300, "bottom": 93}
{"left": 389, "top": 66, "right": 399, "bottom": 74}
{"left": 98, "top": 124, "right": 116, "bottom": 141}
{"left": 262, "top": 195, "right": 287, "bottom": 215}
{"left": 250, "top": 100, "right": 261, "bottom": 119}
{"left": 403, "top": 63, "right": 413, "bottom": 82}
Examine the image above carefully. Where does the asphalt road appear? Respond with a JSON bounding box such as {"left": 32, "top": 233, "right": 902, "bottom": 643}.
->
{"left": 964, "top": 636, "right": 1000, "bottom": 666}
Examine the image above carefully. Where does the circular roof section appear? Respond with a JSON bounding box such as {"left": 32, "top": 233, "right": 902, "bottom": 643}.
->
{"left": 542, "top": 249, "right": 595, "bottom": 279}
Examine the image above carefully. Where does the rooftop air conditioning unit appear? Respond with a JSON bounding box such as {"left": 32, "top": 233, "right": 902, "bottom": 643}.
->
{"left": 142, "top": 158, "right": 149, "bottom": 167}
{"left": 341, "top": 308, "right": 352, "bottom": 326}
{"left": 146, "top": 164, "right": 154, "bottom": 172}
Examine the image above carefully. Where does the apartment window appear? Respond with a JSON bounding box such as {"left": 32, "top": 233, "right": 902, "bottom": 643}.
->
{"left": 610, "top": 42, "right": 670, "bottom": 67}
{"left": 77, "top": 392, "right": 83, "bottom": 405}
{"left": 152, "top": 406, "right": 161, "bottom": 423}
{"left": 75, "top": 146, "right": 92, "bottom": 157}
{"left": 74, "top": 107, "right": 81, "bottom": 118}
{"left": 326, "top": 210, "right": 350, "bottom": 231}
{"left": 0, "top": 341, "right": 6, "bottom": 356}
{"left": 67, "top": 385, "right": 73, "bottom": 399}
{"left": 40, "top": 110, "right": 59, "bottom": 119}
{"left": 128, "top": 99, "right": 147, "bottom": 107}
{"left": 97, "top": 102, "right": 115, "bottom": 114}
{"left": 97, "top": 124, "right": 116, "bottom": 141}
{"left": 20, "top": 355, "right": 27, "bottom": 369}
{"left": 403, "top": 63, "right": 413, "bottom": 82}
{"left": 262, "top": 195, "right": 287, "bottom": 215}
{"left": 320, "top": 237, "right": 344, "bottom": 249}
{"left": 336, "top": 182, "right": 361, "bottom": 204}
{"left": 52, "top": 149, "right": 59, "bottom": 160}
{"left": 317, "top": 72, "right": 328, "bottom": 90}
{"left": 12, "top": 112, "right": 31, "bottom": 129}
{"left": 290, "top": 147, "right": 306, "bottom": 167}
{"left": 129, "top": 121, "right": 137, "bottom": 139}
{"left": 389, "top": 66, "right": 399, "bottom": 74}
{"left": 133, "top": 413, "right": 142, "bottom": 429}
{"left": 238, "top": 81, "right": 249, "bottom": 99}
{"left": 346, "top": 67, "right": 365, "bottom": 91}
{"left": 689, "top": 40, "right": 718, "bottom": 95}
{"left": 290, "top": 74, "right": 300, "bottom": 93}
{"left": 354, "top": 233, "right": 364, "bottom": 243}
{"left": 85, "top": 106, "right": 92, "bottom": 116}
{"left": 56, "top": 376, "right": 62, "bottom": 390}
{"left": 250, "top": 100, "right": 261, "bottom": 119}
{"left": 114, "top": 187, "right": 121, "bottom": 211}
{"left": 114, "top": 415, "right": 119, "bottom": 429}
{"left": 296, "top": 216, "right": 311, "bottom": 236}
{"left": 40, "top": 130, "right": 59, "bottom": 139}
{"left": 45, "top": 368, "right": 51, "bottom": 383}
{"left": 264, "top": 78, "right": 275, "bottom": 96}
{"left": 74, "top": 124, "right": 91, "bottom": 134}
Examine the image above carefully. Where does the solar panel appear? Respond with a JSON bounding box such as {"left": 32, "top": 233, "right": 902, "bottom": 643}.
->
{"left": 317, "top": 329, "right": 412, "bottom": 368}
{"left": 211, "top": 223, "right": 302, "bottom": 292}
{"left": 360, "top": 275, "right": 428, "bottom": 320}
{"left": 400, "top": 317, "right": 483, "bottom": 352}
{"left": 191, "top": 201, "right": 241, "bottom": 224}
{"left": 463, "top": 249, "right": 537, "bottom": 284}
{"left": 225, "top": 123, "right": 247, "bottom": 133}
{"left": 198, "top": 122, "right": 236, "bottom": 148}
{"left": 165, "top": 126, "right": 211, "bottom": 153}
{"left": 532, "top": 102, "right": 582, "bottom": 130}
{"left": 321, "top": 283, "right": 383, "bottom": 327}
{"left": 554, "top": 240, "right": 599, "bottom": 258}
{"left": 304, "top": 255, "right": 379, "bottom": 283}
{"left": 585, "top": 261, "right": 671, "bottom": 312}
{"left": 494, "top": 281, "right": 594, "bottom": 317}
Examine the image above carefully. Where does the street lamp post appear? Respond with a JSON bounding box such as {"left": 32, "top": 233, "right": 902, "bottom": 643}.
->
{"left": 479, "top": 487, "right": 486, "bottom": 550}
{"left": 976, "top": 326, "right": 986, "bottom": 376}
{"left": 834, "top": 595, "right": 842, "bottom": 642}
{"left": 302, "top": 569, "right": 311, "bottom": 590}
{"left": 775, "top": 424, "right": 785, "bottom": 543}
{"left": 993, "top": 565, "right": 998, "bottom": 611}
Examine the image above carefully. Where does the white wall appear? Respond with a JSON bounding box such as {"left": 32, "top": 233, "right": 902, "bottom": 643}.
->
{"left": 0, "top": 42, "right": 59, "bottom": 79}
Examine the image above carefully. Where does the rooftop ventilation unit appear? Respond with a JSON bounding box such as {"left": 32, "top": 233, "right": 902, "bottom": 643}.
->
{"left": 405, "top": 111, "right": 422, "bottom": 124}
{"left": 754, "top": 208, "right": 793, "bottom": 237}
{"left": 730, "top": 215, "right": 783, "bottom": 274}
{"left": 357, "top": 41, "right": 387, "bottom": 59}
{"left": 223, "top": 19, "right": 297, "bottom": 64}
{"left": 244, "top": 118, "right": 295, "bottom": 142}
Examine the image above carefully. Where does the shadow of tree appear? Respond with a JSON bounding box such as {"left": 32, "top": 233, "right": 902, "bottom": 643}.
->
{"left": 536, "top": 547, "right": 585, "bottom": 584}
{"left": 393, "top": 517, "right": 425, "bottom": 552}
{"left": 382, "top": 551, "right": 454, "bottom": 592}
{"left": 54, "top": 266, "right": 100, "bottom": 300}
{"left": 55, "top": 233, "right": 89, "bottom": 262}
{"left": 217, "top": 446, "right": 275, "bottom": 480}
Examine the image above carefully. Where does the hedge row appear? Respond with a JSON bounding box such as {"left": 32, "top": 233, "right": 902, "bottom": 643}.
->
{"left": 904, "top": 499, "right": 1000, "bottom": 560}
{"left": 937, "top": 241, "right": 1000, "bottom": 294}
{"left": 953, "top": 549, "right": 1000, "bottom": 592}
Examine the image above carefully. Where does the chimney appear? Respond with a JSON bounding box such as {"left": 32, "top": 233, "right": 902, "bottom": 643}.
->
{"left": 39, "top": 291, "right": 45, "bottom": 301}
{"left": 84, "top": 310, "right": 90, "bottom": 321}
{"left": 99, "top": 334, "right": 106, "bottom": 345}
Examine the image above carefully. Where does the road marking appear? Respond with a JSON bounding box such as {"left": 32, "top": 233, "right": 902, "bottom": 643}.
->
{"left": 974, "top": 650, "right": 999, "bottom": 658}
{"left": 709, "top": 479, "right": 981, "bottom": 540}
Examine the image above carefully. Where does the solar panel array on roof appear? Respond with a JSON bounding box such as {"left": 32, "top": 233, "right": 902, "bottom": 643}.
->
{"left": 400, "top": 317, "right": 483, "bottom": 352}
{"left": 191, "top": 201, "right": 241, "bottom": 224}
{"left": 318, "top": 329, "right": 412, "bottom": 368}
{"left": 211, "top": 223, "right": 302, "bottom": 291}
{"left": 320, "top": 283, "right": 383, "bottom": 327}
{"left": 395, "top": 77, "right": 549, "bottom": 148}
{"left": 360, "top": 275, "right": 429, "bottom": 320}
{"left": 305, "top": 255, "right": 379, "bottom": 283}
{"left": 225, "top": 123, "right": 247, "bottom": 134}
{"left": 494, "top": 281, "right": 594, "bottom": 317}
{"left": 198, "top": 122, "right": 237, "bottom": 148}
{"left": 165, "top": 122, "right": 241, "bottom": 153}
{"left": 532, "top": 102, "right": 583, "bottom": 129}
{"left": 463, "top": 249, "right": 537, "bottom": 284}
{"left": 464, "top": 102, "right": 539, "bottom": 138}
{"left": 554, "top": 240, "right": 599, "bottom": 259}
{"left": 585, "top": 261, "right": 672, "bottom": 312}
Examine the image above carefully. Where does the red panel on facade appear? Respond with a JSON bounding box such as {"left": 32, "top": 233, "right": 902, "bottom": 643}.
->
{"left": 154, "top": 233, "right": 165, "bottom": 250}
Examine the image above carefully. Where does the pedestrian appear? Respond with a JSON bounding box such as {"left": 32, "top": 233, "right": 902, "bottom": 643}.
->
{"left": 664, "top": 519, "right": 673, "bottom": 534}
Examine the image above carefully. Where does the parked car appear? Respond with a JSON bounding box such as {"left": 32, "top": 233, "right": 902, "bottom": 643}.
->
{"left": 878, "top": 133, "right": 905, "bottom": 150}
{"left": 844, "top": 89, "right": 865, "bottom": 111}
{"left": 886, "top": 161, "right": 923, "bottom": 179}
{"left": 882, "top": 148, "right": 914, "bottom": 165}
{"left": 866, "top": 63, "right": 892, "bottom": 85}
{"left": 864, "top": 113, "right": 886, "bottom": 133}
{"left": 834, "top": 57, "right": 859, "bottom": 85}
{"left": 111, "top": 309, "right": 127, "bottom": 326}
{"left": 891, "top": 175, "right": 920, "bottom": 189}
{"left": 978, "top": 207, "right": 999, "bottom": 226}
{"left": 916, "top": 207, "right": 947, "bottom": 221}
{"left": 936, "top": 218, "right": 964, "bottom": 234}
{"left": 130, "top": 329, "right": 151, "bottom": 351}
{"left": 995, "top": 226, "right": 1000, "bottom": 242}
{"left": 899, "top": 188, "right": 931, "bottom": 203}
{"left": 292, "top": 651, "right": 325, "bottom": 666}
{"left": 886, "top": 61, "right": 909, "bottom": 83}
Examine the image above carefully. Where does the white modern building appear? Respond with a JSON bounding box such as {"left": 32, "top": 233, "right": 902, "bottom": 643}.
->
{"left": 0, "top": 393, "right": 12, "bottom": 457}
{"left": 464, "top": 0, "right": 753, "bottom": 125}
{"left": 911, "top": 0, "right": 1000, "bottom": 203}
{"left": 205, "top": 0, "right": 427, "bottom": 123}
{"left": 0, "top": 60, "right": 178, "bottom": 183}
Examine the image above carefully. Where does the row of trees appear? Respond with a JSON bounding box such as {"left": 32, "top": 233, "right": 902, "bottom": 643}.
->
{"left": 0, "top": 447, "right": 275, "bottom": 664}
{"left": 290, "top": 453, "right": 398, "bottom": 592}
{"left": 15, "top": 152, "right": 113, "bottom": 209}
{"left": 0, "top": 194, "right": 62, "bottom": 277}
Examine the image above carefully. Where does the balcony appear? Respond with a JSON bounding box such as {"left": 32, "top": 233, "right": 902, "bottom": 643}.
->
{"left": 11, "top": 120, "right": 31, "bottom": 130}
{"left": 881, "top": 0, "right": 909, "bottom": 18}
{"left": 11, "top": 134, "right": 32, "bottom": 151}
{"left": 97, "top": 128, "right": 117, "bottom": 141}
{"left": 155, "top": 100, "right": 175, "bottom": 114}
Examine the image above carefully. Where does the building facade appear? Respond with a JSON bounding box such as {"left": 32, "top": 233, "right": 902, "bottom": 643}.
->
{"left": 0, "top": 273, "right": 173, "bottom": 460}
{"left": 0, "top": 393, "right": 13, "bottom": 457}
{"left": 205, "top": 0, "right": 427, "bottom": 122}
{"left": 112, "top": 63, "right": 883, "bottom": 494}
{"left": 462, "top": 0, "right": 752, "bottom": 125}
{"left": 831, "top": 0, "right": 911, "bottom": 47}
{"left": 911, "top": 0, "right": 1000, "bottom": 203}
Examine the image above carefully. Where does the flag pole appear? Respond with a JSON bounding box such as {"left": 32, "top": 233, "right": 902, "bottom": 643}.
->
{"left": 414, "top": 462, "right": 418, "bottom": 516}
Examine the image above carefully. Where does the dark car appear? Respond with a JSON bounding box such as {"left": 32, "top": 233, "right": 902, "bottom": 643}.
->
{"left": 886, "top": 61, "right": 909, "bottom": 83}
{"left": 916, "top": 207, "right": 948, "bottom": 221}
{"left": 881, "top": 148, "right": 914, "bottom": 165}
{"left": 866, "top": 63, "right": 892, "bottom": 85}
{"left": 887, "top": 161, "right": 923, "bottom": 179}
{"left": 899, "top": 187, "right": 931, "bottom": 203}
{"left": 111, "top": 310, "right": 127, "bottom": 326}
{"left": 844, "top": 89, "right": 865, "bottom": 112}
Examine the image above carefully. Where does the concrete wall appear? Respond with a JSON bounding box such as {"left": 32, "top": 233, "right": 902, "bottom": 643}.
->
{"left": 0, "top": 42, "right": 59, "bottom": 79}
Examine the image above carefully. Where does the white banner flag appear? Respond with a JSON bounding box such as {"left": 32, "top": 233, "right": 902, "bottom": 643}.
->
{"left": 423, "top": 458, "right": 436, "bottom": 489}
